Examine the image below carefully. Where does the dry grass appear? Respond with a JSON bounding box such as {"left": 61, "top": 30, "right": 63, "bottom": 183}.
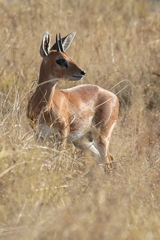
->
{"left": 0, "top": 0, "right": 160, "bottom": 239}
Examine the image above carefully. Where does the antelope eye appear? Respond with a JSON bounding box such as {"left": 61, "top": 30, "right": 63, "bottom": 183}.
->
{"left": 56, "top": 58, "right": 66, "bottom": 65}
{"left": 56, "top": 58, "right": 69, "bottom": 68}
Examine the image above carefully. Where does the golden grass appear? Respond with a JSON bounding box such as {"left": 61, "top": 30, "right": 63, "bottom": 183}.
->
{"left": 0, "top": 0, "right": 160, "bottom": 239}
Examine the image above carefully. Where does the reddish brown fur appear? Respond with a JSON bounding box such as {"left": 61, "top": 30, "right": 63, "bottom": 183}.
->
{"left": 27, "top": 32, "right": 119, "bottom": 171}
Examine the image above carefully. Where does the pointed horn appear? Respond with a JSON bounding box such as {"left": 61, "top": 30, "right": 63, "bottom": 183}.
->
{"left": 56, "top": 34, "right": 60, "bottom": 52}
{"left": 59, "top": 33, "right": 64, "bottom": 52}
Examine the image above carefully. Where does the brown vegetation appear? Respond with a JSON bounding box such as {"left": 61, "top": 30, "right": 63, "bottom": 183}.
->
{"left": 0, "top": 0, "right": 160, "bottom": 239}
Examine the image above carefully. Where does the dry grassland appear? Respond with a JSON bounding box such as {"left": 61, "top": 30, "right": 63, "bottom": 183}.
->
{"left": 0, "top": 0, "right": 160, "bottom": 239}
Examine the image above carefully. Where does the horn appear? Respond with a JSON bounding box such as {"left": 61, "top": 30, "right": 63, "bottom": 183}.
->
{"left": 56, "top": 34, "right": 61, "bottom": 52}
{"left": 59, "top": 33, "right": 64, "bottom": 52}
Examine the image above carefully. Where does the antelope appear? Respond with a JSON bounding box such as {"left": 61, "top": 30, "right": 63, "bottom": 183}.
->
{"left": 27, "top": 31, "right": 119, "bottom": 172}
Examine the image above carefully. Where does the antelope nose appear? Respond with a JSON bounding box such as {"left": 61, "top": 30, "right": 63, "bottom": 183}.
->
{"left": 81, "top": 70, "right": 86, "bottom": 76}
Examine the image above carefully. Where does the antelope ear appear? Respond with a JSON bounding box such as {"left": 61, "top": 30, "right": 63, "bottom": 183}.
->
{"left": 40, "top": 32, "right": 51, "bottom": 58}
{"left": 61, "top": 31, "right": 76, "bottom": 51}
{"left": 50, "top": 31, "right": 76, "bottom": 52}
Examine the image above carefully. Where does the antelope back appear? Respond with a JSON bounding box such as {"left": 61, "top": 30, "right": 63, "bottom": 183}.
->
{"left": 39, "top": 32, "right": 85, "bottom": 83}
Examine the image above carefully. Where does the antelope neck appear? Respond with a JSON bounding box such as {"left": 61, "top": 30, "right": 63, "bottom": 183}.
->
{"left": 37, "top": 76, "right": 58, "bottom": 102}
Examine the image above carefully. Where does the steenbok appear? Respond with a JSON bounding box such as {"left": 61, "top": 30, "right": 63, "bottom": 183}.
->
{"left": 27, "top": 31, "right": 119, "bottom": 172}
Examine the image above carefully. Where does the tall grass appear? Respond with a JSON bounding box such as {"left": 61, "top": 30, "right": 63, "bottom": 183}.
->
{"left": 0, "top": 0, "right": 160, "bottom": 239}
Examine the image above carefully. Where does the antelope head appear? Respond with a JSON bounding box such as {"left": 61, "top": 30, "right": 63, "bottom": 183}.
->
{"left": 39, "top": 31, "right": 86, "bottom": 84}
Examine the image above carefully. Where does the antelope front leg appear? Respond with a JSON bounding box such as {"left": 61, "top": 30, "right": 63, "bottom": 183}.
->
{"left": 36, "top": 123, "right": 52, "bottom": 141}
{"left": 96, "top": 135, "right": 114, "bottom": 173}
{"left": 105, "top": 153, "right": 114, "bottom": 173}
{"left": 57, "top": 124, "right": 70, "bottom": 149}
